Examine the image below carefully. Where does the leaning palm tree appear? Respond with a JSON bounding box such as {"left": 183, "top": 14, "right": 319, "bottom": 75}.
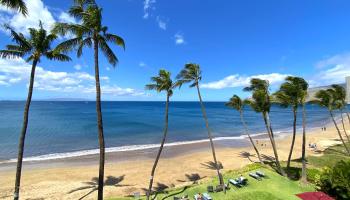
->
{"left": 274, "top": 76, "right": 308, "bottom": 174}
{"left": 244, "top": 78, "right": 286, "bottom": 176}
{"left": 145, "top": 69, "right": 178, "bottom": 200}
{"left": 0, "top": 22, "right": 71, "bottom": 200}
{"left": 330, "top": 84, "right": 350, "bottom": 142}
{"left": 225, "top": 95, "right": 264, "bottom": 164}
{"left": 311, "top": 89, "right": 350, "bottom": 155}
{"left": 53, "top": 1, "right": 125, "bottom": 199}
{"left": 176, "top": 63, "right": 225, "bottom": 190}
{"left": 300, "top": 80, "right": 309, "bottom": 183}
{"left": 0, "top": 0, "right": 27, "bottom": 15}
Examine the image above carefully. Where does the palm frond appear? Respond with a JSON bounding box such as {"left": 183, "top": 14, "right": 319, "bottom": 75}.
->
{"left": 56, "top": 37, "right": 82, "bottom": 52}
{"left": 45, "top": 51, "right": 72, "bottom": 62}
{"left": 98, "top": 37, "right": 118, "bottom": 66}
{"left": 77, "top": 37, "right": 92, "bottom": 57}
{"left": 104, "top": 33, "right": 125, "bottom": 50}
{"left": 3, "top": 24, "right": 31, "bottom": 51}
{"left": 0, "top": 0, "right": 27, "bottom": 15}
{"left": 0, "top": 50, "right": 24, "bottom": 59}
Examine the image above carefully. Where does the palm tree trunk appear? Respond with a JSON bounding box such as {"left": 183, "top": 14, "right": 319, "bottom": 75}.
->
{"left": 195, "top": 84, "right": 225, "bottom": 192}
{"left": 287, "top": 108, "right": 297, "bottom": 173}
{"left": 301, "top": 104, "right": 307, "bottom": 183}
{"left": 340, "top": 111, "right": 350, "bottom": 142}
{"left": 329, "top": 110, "right": 350, "bottom": 155}
{"left": 146, "top": 94, "right": 170, "bottom": 200}
{"left": 13, "top": 59, "right": 38, "bottom": 200}
{"left": 94, "top": 38, "right": 105, "bottom": 200}
{"left": 263, "top": 112, "right": 286, "bottom": 176}
{"left": 239, "top": 111, "right": 264, "bottom": 164}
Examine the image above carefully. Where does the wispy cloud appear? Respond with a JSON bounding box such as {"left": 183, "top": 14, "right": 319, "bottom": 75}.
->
{"left": 310, "top": 52, "right": 350, "bottom": 87}
{"left": 174, "top": 32, "right": 185, "bottom": 45}
{"left": 73, "top": 64, "right": 82, "bottom": 71}
{"left": 139, "top": 62, "right": 147, "bottom": 67}
{"left": 201, "top": 73, "right": 290, "bottom": 89}
{"left": 156, "top": 16, "right": 167, "bottom": 30}
{"left": 143, "top": 0, "right": 156, "bottom": 19}
{"left": 0, "top": 58, "right": 145, "bottom": 97}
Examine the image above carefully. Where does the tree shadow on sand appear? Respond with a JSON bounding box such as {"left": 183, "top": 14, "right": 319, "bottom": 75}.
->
{"left": 200, "top": 161, "right": 223, "bottom": 170}
{"left": 68, "top": 175, "right": 131, "bottom": 200}
{"left": 177, "top": 173, "right": 206, "bottom": 184}
{"left": 142, "top": 182, "right": 170, "bottom": 200}
{"left": 238, "top": 151, "right": 257, "bottom": 163}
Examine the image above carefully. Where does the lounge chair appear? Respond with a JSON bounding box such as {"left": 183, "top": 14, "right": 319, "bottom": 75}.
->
{"left": 249, "top": 172, "right": 262, "bottom": 180}
{"left": 207, "top": 185, "right": 214, "bottom": 193}
{"left": 229, "top": 179, "right": 242, "bottom": 187}
{"left": 202, "top": 193, "right": 212, "bottom": 200}
{"left": 256, "top": 171, "right": 265, "bottom": 177}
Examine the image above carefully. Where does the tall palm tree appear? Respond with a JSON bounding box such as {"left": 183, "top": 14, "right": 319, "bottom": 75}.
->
{"left": 244, "top": 78, "right": 286, "bottom": 176}
{"left": 311, "top": 89, "right": 350, "bottom": 155}
{"left": 53, "top": 1, "right": 125, "bottom": 199}
{"left": 225, "top": 95, "right": 264, "bottom": 164}
{"left": 0, "top": 0, "right": 27, "bottom": 15}
{"left": 330, "top": 84, "right": 350, "bottom": 142}
{"left": 176, "top": 63, "right": 225, "bottom": 190}
{"left": 0, "top": 22, "right": 71, "bottom": 200}
{"left": 300, "top": 82, "right": 309, "bottom": 183}
{"left": 145, "top": 69, "right": 178, "bottom": 200}
{"left": 274, "top": 76, "right": 309, "bottom": 174}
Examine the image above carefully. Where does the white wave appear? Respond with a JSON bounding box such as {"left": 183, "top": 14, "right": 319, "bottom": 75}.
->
{"left": 0, "top": 135, "right": 249, "bottom": 164}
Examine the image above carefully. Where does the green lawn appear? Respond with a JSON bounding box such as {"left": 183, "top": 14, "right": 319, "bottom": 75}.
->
{"left": 108, "top": 164, "right": 314, "bottom": 200}
{"left": 108, "top": 142, "right": 350, "bottom": 200}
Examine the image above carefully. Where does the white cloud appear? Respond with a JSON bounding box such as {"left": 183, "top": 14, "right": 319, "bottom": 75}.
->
{"left": 0, "top": 0, "right": 77, "bottom": 36}
{"left": 139, "top": 62, "right": 147, "bottom": 67}
{"left": 0, "top": 0, "right": 55, "bottom": 35}
{"left": 58, "top": 12, "right": 78, "bottom": 24}
{"left": 74, "top": 64, "right": 82, "bottom": 71}
{"left": 156, "top": 16, "right": 166, "bottom": 30}
{"left": 201, "top": 73, "right": 290, "bottom": 89}
{"left": 311, "top": 53, "right": 350, "bottom": 87}
{"left": 143, "top": 0, "right": 156, "bottom": 19}
{"left": 174, "top": 32, "right": 185, "bottom": 45}
{"left": 0, "top": 58, "right": 145, "bottom": 97}
{"left": 106, "top": 67, "right": 111, "bottom": 71}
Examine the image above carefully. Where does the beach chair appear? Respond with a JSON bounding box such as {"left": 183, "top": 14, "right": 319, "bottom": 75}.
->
{"left": 238, "top": 177, "right": 248, "bottom": 185}
{"left": 249, "top": 172, "right": 262, "bottom": 180}
{"left": 229, "top": 179, "right": 242, "bottom": 187}
{"left": 207, "top": 185, "right": 214, "bottom": 193}
{"left": 202, "top": 193, "right": 212, "bottom": 200}
{"left": 256, "top": 171, "right": 265, "bottom": 177}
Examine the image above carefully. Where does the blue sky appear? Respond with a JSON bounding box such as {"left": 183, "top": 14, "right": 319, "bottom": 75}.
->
{"left": 1, "top": 0, "right": 350, "bottom": 101}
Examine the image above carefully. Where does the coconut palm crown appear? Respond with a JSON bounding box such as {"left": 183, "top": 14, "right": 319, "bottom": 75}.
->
{"left": 0, "top": 22, "right": 71, "bottom": 62}
{"left": 145, "top": 69, "right": 176, "bottom": 96}
{"left": 52, "top": 1, "right": 125, "bottom": 66}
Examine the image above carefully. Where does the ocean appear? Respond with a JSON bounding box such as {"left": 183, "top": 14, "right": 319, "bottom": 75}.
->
{"left": 0, "top": 101, "right": 336, "bottom": 162}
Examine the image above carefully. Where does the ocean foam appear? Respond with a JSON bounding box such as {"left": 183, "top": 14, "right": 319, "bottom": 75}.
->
{"left": 0, "top": 135, "right": 251, "bottom": 164}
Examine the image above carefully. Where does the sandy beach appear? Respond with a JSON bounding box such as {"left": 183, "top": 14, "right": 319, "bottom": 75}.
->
{"left": 0, "top": 122, "right": 345, "bottom": 200}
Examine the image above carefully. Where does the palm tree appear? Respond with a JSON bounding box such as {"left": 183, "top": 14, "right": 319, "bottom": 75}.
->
{"left": 145, "top": 69, "right": 178, "bottom": 200}
{"left": 176, "top": 63, "right": 225, "bottom": 190}
{"left": 0, "top": 22, "right": 71, "bottom": 200}
{"left": 225, "top": 95, "right": 264, "bottom": 164}
{"left": 330, "top": 85, "right": 350, "bottom": 142}
{"left": 53, "top": 1, "right": 125, "bottom": 199}
{"left": 274, "top": 76, "right": 308, "bottom": 174}
{"left": 0, "top": 0, "right": 27, "bottom": 15}
{"left": 244, "top": 78, "right": 286, "bottom": 176}
{"left": 311, "top": 89, "right": 350, "bottom": 155}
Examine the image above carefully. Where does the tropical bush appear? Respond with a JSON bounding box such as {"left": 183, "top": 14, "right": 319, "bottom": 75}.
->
{"left": 317, "top": 160, "right": 350, "bottom": 199}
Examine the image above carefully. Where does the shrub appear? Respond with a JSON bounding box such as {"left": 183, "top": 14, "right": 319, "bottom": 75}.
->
{"left": 306, "top": 168, "right": 321, "bottom": 183}
{"left": 317, "top": 160, "right": 350, "bottom": 199}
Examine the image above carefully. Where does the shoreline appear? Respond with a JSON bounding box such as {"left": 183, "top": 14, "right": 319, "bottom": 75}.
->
{"left": 0, "top": 120, "right": 345, "bottom": 199}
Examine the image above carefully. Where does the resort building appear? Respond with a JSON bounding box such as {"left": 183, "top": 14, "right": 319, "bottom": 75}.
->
{"left": 307, "top": 76, "right": 350, "bottom": 103}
